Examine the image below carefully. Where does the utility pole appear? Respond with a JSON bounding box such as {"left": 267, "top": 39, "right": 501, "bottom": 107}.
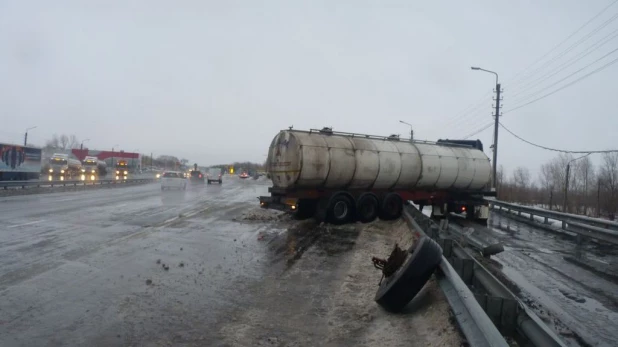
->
{"left": 471, "top": 67, "right": 501, "bottom": 189}
{"left": 563, "top": 164, "right": 571, "bottom": 213}
{"left": 563, "top": 153, "right": 592, "bottom": 214}
{"left": 492, "top": 83, "right": 501, "bottom": 189}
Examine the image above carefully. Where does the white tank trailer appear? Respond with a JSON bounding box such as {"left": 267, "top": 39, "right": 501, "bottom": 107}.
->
{"left": 81, "top": 156, "right": 107, "bottom": 180}
{"left": 259, "top": 128, "right": 495, "bottom": 225}
{"left": 48, "top": 153, "right": 82, "bottom": 180}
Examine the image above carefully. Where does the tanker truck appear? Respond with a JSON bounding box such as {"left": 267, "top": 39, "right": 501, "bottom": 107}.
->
{"left": 258, "top": 127, "right": 495, "bottom": 225}
{"left": 48, "top": 153, "right": 82, "bottom": 180}
{"left": 115, "top": 159, "right": 129, "bottom": 180}
{"left": 81, "top": 156, "right": 107, "bottom": 180}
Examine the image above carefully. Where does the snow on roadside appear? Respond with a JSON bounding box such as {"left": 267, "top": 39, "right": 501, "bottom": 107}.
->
{"left": 324, "top": 219, "right": 462, "bottom": 346}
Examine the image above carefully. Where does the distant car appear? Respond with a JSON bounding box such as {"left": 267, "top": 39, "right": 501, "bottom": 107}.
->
{"left": 206, "top": 168, "right": 223, "bottom": 184}
{"left": 189, "top": 170, "right": 205, "bottom": 184}
{"left": 161, "top": 171, "right": 186, "bottom": 190}
{"left": 239, "top": 172, "right": 249, "bottom": 179}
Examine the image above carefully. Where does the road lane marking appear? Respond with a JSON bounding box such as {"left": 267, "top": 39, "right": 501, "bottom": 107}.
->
{"left": 8, "top": 220, "right": 44, "bottom": 228}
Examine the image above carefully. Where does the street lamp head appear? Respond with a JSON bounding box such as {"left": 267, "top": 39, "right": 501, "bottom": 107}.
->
{"left": 471, "top": 67, "right": 481, "bottom": 70}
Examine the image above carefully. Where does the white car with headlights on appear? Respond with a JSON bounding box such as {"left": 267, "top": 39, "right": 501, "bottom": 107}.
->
{"left": 160, "top": 171, "right": 186, "bottom": 190}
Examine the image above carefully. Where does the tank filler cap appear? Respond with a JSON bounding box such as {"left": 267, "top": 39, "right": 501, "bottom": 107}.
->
{"left": 319, "top": 127, "right": 333, "bottom": 134}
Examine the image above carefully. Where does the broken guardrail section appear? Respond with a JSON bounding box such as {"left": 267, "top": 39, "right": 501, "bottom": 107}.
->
{"left": 403, "top": 205, "right": 566, "bottom": 347}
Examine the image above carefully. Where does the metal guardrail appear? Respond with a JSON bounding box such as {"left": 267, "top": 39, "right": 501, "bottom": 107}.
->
{"left": 0, "top": 178, "right": 156, "bottom": 190}
{"left": 487, "top": 199, "right": 618, "bottom": 245}
{"left": 403, "top": 205, "right": 566, "bottom": 347}
{"left": 439, "top": 218, "right": 505, "bottom": 257}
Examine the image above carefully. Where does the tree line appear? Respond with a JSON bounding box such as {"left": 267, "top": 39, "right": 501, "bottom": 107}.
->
{"left": 496, "top": 152, "right": 618, "bottom": 220}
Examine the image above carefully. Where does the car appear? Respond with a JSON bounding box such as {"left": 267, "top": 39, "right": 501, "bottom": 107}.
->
{"left": 239, "top": 172, "right": 249, "bottom": 179}
{"left": 189, "top": 170, "right": 205, "bottom": 184}
{"left": 160, "top": 171, "right": 186, "bottom": 190}
{"left": 206, "top": 168, "right": 223, "bottom": 184}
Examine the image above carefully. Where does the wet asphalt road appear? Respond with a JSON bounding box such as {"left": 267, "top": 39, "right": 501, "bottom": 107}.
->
{"left": 0, "top": 176, "right": 276, "bottom": 346}
{"left": 468, "top": 213, "right": 618, "bottom": 347}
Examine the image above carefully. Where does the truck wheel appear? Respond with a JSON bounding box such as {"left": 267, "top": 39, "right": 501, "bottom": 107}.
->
{"left": 379, "top": 193, "right": 403, "bottom": 220}
{"left": 207, "top": 180, "right": 211, "bottom": 184}
{"left": 356, "top": 193, "right": 379, "bottom": 223}
{"left": 219, "top": 180, "right": 222, "bottom": 184}
{"left": 375, "top": 236, "right": 443, "bottom": 312}
{"left": 327, "top": 195, "right": 354, "bottom": 225}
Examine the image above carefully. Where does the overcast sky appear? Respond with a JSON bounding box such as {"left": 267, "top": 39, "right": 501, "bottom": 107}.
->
{"left": 1, "top": 0, "right": 617, "bottom": 179}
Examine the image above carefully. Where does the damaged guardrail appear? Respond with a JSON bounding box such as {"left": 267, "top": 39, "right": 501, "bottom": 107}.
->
{"left": 0, "top": 178, "right": 156, "bottom": 190}
{"left": 438, "top": 219, "right": 505, "bottom": 257}
{"left": 403, "top": 205, "right": 566, "bottom": 347}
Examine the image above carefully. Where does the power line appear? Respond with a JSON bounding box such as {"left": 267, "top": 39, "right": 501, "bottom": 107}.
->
{"left": 509, "top": 28, "right": 618, "bottom": 98}
{"left": 463, "top": 122, "right": 494, "bottom": 139}
{"left": 504, "top": 53, "right": 618, "bottom": 113}
{"left": 499, "top": 122, "right": 618, "bottom": 153}
{"left": 456, "top": 113, "right": 495, "bottom": 138}
{"left": 435, "top": 92, "right": 493, "bottom": 131}
{"left": 510, "top": 0, "right": 618, "bottom": 86}
{"left": 508, "top": 45, "right": 618, "bottom": 106}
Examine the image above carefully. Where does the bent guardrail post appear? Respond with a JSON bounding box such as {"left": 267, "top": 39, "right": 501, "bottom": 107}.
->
{"left": 404, "top": 205, "right": 567, "bottom": 347}
{"left": 403, "top": 209, "right": 509, "bottom": 347}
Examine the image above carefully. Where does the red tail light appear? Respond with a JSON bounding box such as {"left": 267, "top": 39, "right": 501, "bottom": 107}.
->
{"left": 199, "top": 174, "right": 202, "bottom": 178}
{"left": 461, "top": 206, "right": 467, "bottom": 212}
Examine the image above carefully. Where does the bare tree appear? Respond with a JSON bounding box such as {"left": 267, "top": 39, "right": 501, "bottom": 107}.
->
{"left": 45, "top": 134, "right": 60, "bottom": 149}
{"left": 512, "top": 166, "right": 531, "bottom": 204}
{"left": 68, "top": 134, "right": 80, "bottom": 149}
{"left": 573, "top": 156, "right": 595, "bottom": 215}
{"left": 496, "top": 164, "right": 504, "bottom": 191}
{"left": 59, "top": 134, "right": 69, "bottom": 150}
{"left": 599, "top": 152, "right": 618, "bottom": 220}
{"left": 513, "top": 167, "right": 530, "bottom": 187}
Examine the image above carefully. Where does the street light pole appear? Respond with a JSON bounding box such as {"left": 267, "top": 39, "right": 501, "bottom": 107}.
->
{"left": 24, "top": 126, "right": 37, "bottom": 146}
{"left": 471, "top": 67, "right": 501, "bottom": 189}
{"left": 80, "top": 138, "right": 90, "bottom": 150}
{"left": 398, "top": 120, "right": 414, "bottom": 141}
{"left": 563, "top": 153, "right": 592, "bottom": 213}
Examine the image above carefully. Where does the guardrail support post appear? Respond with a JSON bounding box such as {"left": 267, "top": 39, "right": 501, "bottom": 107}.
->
{"left": 529, "top": 214, "right": 534, "bottom": 221}
{"left": 544, "top": 217, "right": 549, "bottom": 224}
{"left": 561, "top": 221, "right": 567, "bottom": 230}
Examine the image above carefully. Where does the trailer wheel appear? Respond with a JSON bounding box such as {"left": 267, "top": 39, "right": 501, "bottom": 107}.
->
{"left": 379, "top": 193, "right": 403, "bottom": 220}
{"left": 327, "top": 195, "right": 354, "bottom": 225}
{"left": 356, "top": 193, "right": 379, "bottom": 223}
{"left": 375, "top": 236, "right": 443, "bottom": 312}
